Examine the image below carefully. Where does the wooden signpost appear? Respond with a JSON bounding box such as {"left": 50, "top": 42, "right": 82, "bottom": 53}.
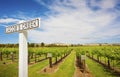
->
{"left": 5, "top": 18, "right": 40, "bottom": 77}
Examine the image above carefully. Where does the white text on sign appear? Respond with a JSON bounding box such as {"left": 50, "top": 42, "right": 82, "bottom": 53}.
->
{"left": 6, "top": 18, "right": 40, "bottom": 34}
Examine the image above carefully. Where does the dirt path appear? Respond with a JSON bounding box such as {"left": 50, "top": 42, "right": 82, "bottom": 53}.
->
{"left": 73, "top": 56, "right": 93, "bottom": 77}
{"left": 73, "top": 56, "right": 84, "bottom": 77}
{"left": 40, "top": 60, "right": 63, "bottom": 74}
{"left": 39, "top": 52, "right": 71, "bottom": 74}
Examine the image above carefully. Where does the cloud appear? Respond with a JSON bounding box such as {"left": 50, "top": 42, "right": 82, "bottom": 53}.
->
{"left": 12, "top": 11, "right": 35, "bottom": 20}
{"left": 28, "top": 0, "right": 120, "bottom": 43}
{"left": 0, "top": 18, "right": 20, "bottom": 24}
{"left": 89, "top": 0, "right": 117, "bottom": 9}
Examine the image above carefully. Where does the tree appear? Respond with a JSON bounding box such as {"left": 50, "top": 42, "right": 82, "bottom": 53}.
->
{"left": 41, "top": 42, "right": 45, "bottom": 47}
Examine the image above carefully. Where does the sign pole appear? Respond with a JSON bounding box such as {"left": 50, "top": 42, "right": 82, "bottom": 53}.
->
{"left": 19, "top": 31, "right": 28, "bottom": 77}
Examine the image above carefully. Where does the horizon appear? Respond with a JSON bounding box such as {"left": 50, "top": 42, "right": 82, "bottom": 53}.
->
{"left": 0, "top": 42, "right": 120, "bottom": 44}
{"left": 0, "top": 0, "right": 120, "bottom": 44}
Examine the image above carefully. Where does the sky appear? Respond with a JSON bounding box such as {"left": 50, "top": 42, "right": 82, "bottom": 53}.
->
{"left": 0, "top": 0, "right": 120, "bottom": 44}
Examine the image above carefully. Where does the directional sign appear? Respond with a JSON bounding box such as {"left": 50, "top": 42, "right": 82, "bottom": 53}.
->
{"left": 47, "top": 53, "right": 52, "bottom": 57}
{"left": 6, "top": 18, "right": 40, "bottom": 34}
{"left": 6, "top": 18, "right": 40, "bottom": 77}
{"left": 81, "top": 55, "right": 86, "bottom": 60}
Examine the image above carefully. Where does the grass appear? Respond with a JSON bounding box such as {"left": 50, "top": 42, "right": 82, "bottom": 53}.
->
{"left": 49, "top": 51, "right": 75, "bottom": 77}
{"left": 28, "top": 60, "right": 48, "bottom": 77}
{"left": 0, "top": 59, "right": 49, "bottom": 77}
{"left": 28, "top": 51, "right": 75, "bottom": 77}
{"left": 0, "top": 48, "right": 74, "bottom": 77}
{"left": 86, "top": 57, "right": 117, "bottom": 77}
{"left": 0, "top": 61, "right": 18, "bottom": 77}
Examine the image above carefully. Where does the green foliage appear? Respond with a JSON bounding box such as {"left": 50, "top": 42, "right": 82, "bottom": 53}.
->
{"left": 86, "top": 57, "right": 117, "bottom": 77}
{"left": 0, "top": 46, "right": 120, "bottom": 77}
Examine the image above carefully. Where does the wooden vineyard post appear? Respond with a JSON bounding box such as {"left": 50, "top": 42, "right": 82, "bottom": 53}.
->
{"left": 0, "top": 52, "right": 3, "bottom": 61}
{"left": 28, "top": 55, "right": 30, "bottom": 64}
{"left": 81, "top": 55, "right": 86, "bottom": 72}
{"left": 55, "top": 57, "right": 57, "bottom": 64}
{"left": 49, "top": 57, "right": 52, "bottom": 68}
{"left": 35, "top": 53, "right": 37, "bottom": 63}
{"left": 83, "top": 60, "right": 86, "bottom": 72}
{"left": 108, "top": 58, "right": 110, "bottom": 68}
{"left": 11, "top": 52, "right": 14, "bottom": 62}
{"left": 47, "top": 53, "right": 52, "bottom": 68}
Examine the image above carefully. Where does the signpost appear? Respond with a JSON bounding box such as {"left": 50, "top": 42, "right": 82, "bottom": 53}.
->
{"left": 5, "top": 18, "right": 40, "bottom": 77}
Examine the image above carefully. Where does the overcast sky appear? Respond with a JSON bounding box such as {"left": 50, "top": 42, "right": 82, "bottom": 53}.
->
{"left": 0, "top": 0, "right": 120, "bottom": 44}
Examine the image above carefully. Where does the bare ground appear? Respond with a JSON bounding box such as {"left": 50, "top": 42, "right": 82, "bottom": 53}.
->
{"left": 39, "top": 54, "right": 70, "bottom": 74}
{"left": 73, "top": 57, "right": 93, "bottom": 77}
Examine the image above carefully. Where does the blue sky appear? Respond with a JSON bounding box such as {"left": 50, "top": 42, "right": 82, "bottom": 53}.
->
{"left": 0, "top": 0, "right": 120, "bottom": 44}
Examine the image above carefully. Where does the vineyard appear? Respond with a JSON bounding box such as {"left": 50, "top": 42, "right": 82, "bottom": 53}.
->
{"left": 0, "top": 46, "right": 120, "bottom": 77}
